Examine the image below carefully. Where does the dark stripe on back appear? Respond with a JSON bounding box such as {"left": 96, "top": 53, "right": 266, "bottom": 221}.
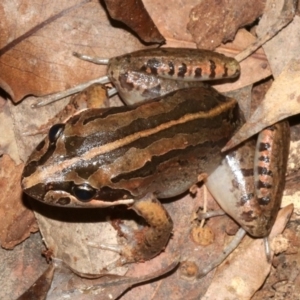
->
{"left": 82, "top": 105, "right": 136, "bottom": 125}
{"left": 111, "top": 139, "right": 227, "bottom": 183}
{"left": 82, "top": 87, "right": 230, "bottom": 126}
{"left": 64, "top": 103, "right": 234, "bottom": 158}
{"left": 64, "top": 90, "right": 234, "bottom": 156}
{"left": 23, "top": 140, "right": 57, "bottom": 177}
{"left": 68, "top": 113, "right": 233, "bottom": 179}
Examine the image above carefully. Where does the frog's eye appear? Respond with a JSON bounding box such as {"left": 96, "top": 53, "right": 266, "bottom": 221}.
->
{"left": 72, "top": 183, "right": 96, "bottom": 202}
{"left": 49, "top": 124, "right": 65, "bottom": 143}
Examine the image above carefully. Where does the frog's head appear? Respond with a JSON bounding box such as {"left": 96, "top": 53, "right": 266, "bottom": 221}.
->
{"left": 21, "top": 109, "right": 134, "bottom": 208}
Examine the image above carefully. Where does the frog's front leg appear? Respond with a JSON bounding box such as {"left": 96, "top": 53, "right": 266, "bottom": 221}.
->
{"left": 200, "top": 121, "right": 290, "bottom": 276}
{"left": 96, "top": 193, "right": 173, "bottom": 268}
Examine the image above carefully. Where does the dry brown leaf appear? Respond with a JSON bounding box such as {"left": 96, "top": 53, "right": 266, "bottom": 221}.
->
{"left": 142, "top": 0, "right": 201, "bottom": 45}
{"left": 215, "top": 29, "right": 272, "bottom": 93}
{"left": 0, "top": 0, "right": 144, "bottom": 102}
{"left": 234, "top": 0, "right": 296, "bottom": 63}
{"left": 28, "top": 185, "right": 231, "bottom": 299}
{"left": 223, "top": 0, "right": 299, "bottom": 150}
{"left": 0, "top": 0, "right": 250, "bottom": 105}
{"left": 120, "top": 191, "right": 231, "bottom": 299}
{"left": 30, "top": 202, "right": 129, "bottom": 275}
{"left": 187, "top": 0, "right": 266, "bottom": 50}
{"left": 0, "top": 154, "right": 38, "bottom": 249}
{"left": 25, "top": 83, "right": 109, "bottom": 135}
{"left": 103, "top": 0, "right": 165, "bottom": 44}
{"left": 43, "top": 259, "right": 178, "bottom": 299}
{"left": 0, "top": 98, "right": 20, "bottom": 162}
{"left": 257, "top": 0, "right": 298, "bottom": 77}
{"left": 17, "top": 264, "right": 55, "bottom": 300}
{"left": 252, "top": 217, "right": 300, "bottom": 299}
{"left": 0, "top": 233, "right": 48, "bottom": 299}
{"left": 223, "top": 58, "right": 300, "bottom": 151}
{"left": 202, "top": 204, "right": 294, "bottom": 300}
{"left": 1, "top": 1, "right": 298, "bottom": 299}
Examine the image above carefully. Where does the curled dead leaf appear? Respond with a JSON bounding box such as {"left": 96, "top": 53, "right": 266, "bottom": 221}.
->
{"left": 187, "top": 0, "right": 266, "bottom": 50}
{"left": 223, "top": 59, "right": 300, "bottom": 151}
{"left": 0, "top": 154, "right": 37, "bottom": 249}
{"left": 202, "top": 204, "right": 294, "bottom": 300}
{"left": 103, "top": 0, "right": 165, "bottom": 44}
{"left": 0, "top": 0, "right": 144, "bottom": 102}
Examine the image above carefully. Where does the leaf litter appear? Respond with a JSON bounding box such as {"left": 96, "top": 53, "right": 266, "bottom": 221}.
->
{"left": 0, "top": 0, "right": 299, "bottom": 299}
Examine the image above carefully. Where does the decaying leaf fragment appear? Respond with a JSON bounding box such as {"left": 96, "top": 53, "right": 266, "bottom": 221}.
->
{"left": 223, "top": 0, "right": 298, "bottom": 150}
{"left": 0, "top": 0, "right": 144, "bottom": 102}
{"left": 25, "top": 83, "right": 109, "bottom": 135}
{"left": 235, "top": 0, "right": 296, "bottom": 63}
{"left": 202, "top": 204, "right": 293, "bottom": 300}
{"left": 42, "top": 259, "right": 178, "bottom": 300}
{"left": 223, "top": 58, "right": 300, "bottom": 151}
{"left": 187, "top": 0, "right": 266, "bottom": 50}
{"left": 0, "top": 154, "right": 37, "bottom": 249}
{"left": 256, "top": 0, "right": 297, "bottom": 77}
{"left": 214, "top": 29, "right": 272, "bottom": 94}
{"left": 17, "top": 264, "right": 55, "bottom": 300}
{"left": 103, "top": 0, "right": 165, "bottom": 44}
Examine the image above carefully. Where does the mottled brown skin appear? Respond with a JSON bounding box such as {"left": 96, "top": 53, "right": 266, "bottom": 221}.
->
{"left": 236, "top": 122, "right": 290, "bottom": 237}
{"left": 22, "top": 85, "right": 243, "bottom": 263}
{"left": 206, "top": 121, "right": 290, "bottom": 238}
{"left": 22, "top": 86, "right": 242, "bottom": 205}
{"left": 30, "top": 83, "right": 109, "bottom": 136}
{"left": 21, "top": 46, "right": 290, "bottom": 266}
{"left": 252, "top": 121, "right": 290, "bottom": 236}
{"left": 109, "top": 48, "right": 240, "bottom": 81}
{"left": 108, "top": 48, "right": 240, "bottom": 105}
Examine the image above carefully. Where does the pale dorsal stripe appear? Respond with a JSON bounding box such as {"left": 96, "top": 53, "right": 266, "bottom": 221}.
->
{"left": 24, "top": 98, "right": 235, "bottom": 187}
